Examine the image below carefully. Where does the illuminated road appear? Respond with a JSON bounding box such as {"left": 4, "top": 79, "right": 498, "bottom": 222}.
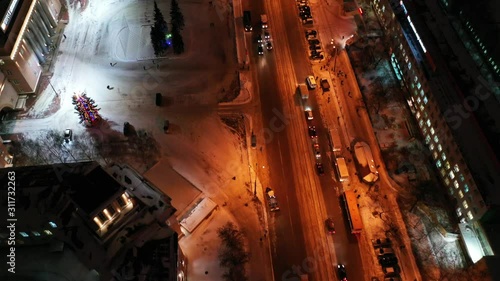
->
{"left": 244, "top": 0, "right": 369, "bottom": 280}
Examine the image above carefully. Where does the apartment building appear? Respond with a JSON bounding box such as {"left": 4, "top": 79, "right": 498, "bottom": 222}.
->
{"left": 0, "top": 0, "right": 63, "bottom": 113}
{"left": 369, "top": 0, "right": 500, "bottom": 266}
{"left": 0, "top": 162, "right": 186, "bottom": 281}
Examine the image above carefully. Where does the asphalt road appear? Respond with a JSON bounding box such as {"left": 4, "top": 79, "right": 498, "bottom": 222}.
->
{"left": 245, "top": 0, "right": 365, "bottom": 280}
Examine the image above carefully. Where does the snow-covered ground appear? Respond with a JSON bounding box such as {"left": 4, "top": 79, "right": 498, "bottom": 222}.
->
{"left": 1, "top": 0, "right": 271, "bottom": 280}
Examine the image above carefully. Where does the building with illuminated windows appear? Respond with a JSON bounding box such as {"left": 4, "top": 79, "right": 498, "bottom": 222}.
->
{"left": 0, "top": 162, "right": 187, "bottom": 281}
{"left": 369, "top": 0, "right": 500, "bottom": 269}
{"left": 0, "top": 0, "right": 63, "bottom": 114}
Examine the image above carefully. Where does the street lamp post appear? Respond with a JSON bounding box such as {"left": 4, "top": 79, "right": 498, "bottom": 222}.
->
{"left": 333, "top": 45, "right": 339, "bottom": 73}
{"left": 49, "top": 81, "right": 59, "bottom": 97}
{"left": 249, "top": 163, "right": 258, "bottom": 198}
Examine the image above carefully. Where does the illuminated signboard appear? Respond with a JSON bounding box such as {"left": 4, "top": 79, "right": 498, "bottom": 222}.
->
{"left": 1, "top": 0, "right": 21, "bottom": 33}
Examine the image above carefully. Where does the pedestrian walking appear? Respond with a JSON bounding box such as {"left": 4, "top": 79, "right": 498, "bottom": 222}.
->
{"left": 143, "top": 66, "right": 146, "bottom": 70}
{"left": 63, "top": 34, "right": 67, "bottom": 39}
{"left": 106, "top": 85, "right": 110, "bottom": 89}
{"left": 348, "top": 91, "right": 352, "bottom": 98}
{"left": 341, "top": 80, "right": 344, "bottom": 85}
{"left": 356, "top": 194, "right": 361, "bottom": 199}
{"left": 315, "top": 76, "right": 318, "bottom": 81}
{"left": 156, "top": 64, "right": 159, "bottom": 69}
{"left": 328, "top": 97, "right": 330, "bottom": 103}
{"left": 110, "top": 62, "right": 113, "bottom": 66}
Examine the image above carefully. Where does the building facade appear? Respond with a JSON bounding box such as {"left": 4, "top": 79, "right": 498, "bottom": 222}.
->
{"left": 370, "top": 0, "right": 500, "bottom": 266}
{"left": 0, "top": 162, "right": 187, "bottom": 281}
{"left": 0, "top": 0, "right": 63, "bottom": 113}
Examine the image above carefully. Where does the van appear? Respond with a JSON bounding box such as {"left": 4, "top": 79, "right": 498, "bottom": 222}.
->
{"left": 298, "top": 83, "right": 309, "bottom": 99}
{"left": 306, "top": 76, "right": 317, "bottom": 89}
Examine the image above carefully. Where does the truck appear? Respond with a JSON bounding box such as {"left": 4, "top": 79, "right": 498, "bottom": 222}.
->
{"left": 243, "top": 11, "right": 252, "bottom": 32}
{"left": 353, "top": 141, "right": 379, "bottom": 183}
{"left": 261, "top": 14, "right": 268, "bottom": 29}
{"left": 328, "top": 128, "right": 342, "bottom": 155}
{"left": 298, "top": 83, "right": 309, "bottom": 99}
{"left": 320, "top": 78, "right": 330, "bottom": 91}
{"left": 335, "top": 157, "right": 349, "bottom": 182}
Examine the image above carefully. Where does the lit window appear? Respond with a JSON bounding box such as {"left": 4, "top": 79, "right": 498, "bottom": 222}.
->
{"left": 420, "top": 89, "right": 425, "bottom": 96}
{"left": 98, "top": 213, "right": 107, "bottom": 222}
{"left": 408, "top": 62, "right": 412, "bottom": 69}
{"left": 430, "top": 127, "right": 435, "bottom": 135}
{"left": 440, "top": 169, "right": 446, "bottom": 177}
{"left": 426, "top": 119, "right": 431, "bottom": 127}
{"left": 32, "top": 231, "right": 41, "bottom": 237}
{"left": 44, "top": 230, "right": 53, "bottom": 235}
{"left": 462, "top": 200, "right": 468, "bottom": 209}
{"left": 458, "top": 190, "right": 464, "bottom": 198}
{"left": 445, "top": 161, "right": 451, "bottom": 170}
{"left": 422, "top": 127, "right": 427, "bottom": 134}
{"left": 449, "top": 187, "right": 453, "bottom": 195}
{"left": 20, "top": 232, "right": 29, "bottom": 237}
{"left": 441, "top": 153, "right": 447, "bottom": 161}
{"left": 434, "top": 135, "right": 439, "bottom": 143}
{"left": 456, "top": 207, "right": 462, "bottom": 217}
{"left": 437, "top": 144, "right": 442, "bottom": 152}
{"left": 429, "top": 143, "right": 434, "bottom": 150}
{"left": 433, "top": 152, "right": 439, "bottom": 160}
{"left": 449, "top": 171, "right": 455, "bottom": 179}
{"left": 444, "top": 177, "right": 450, "bottom": 186}
{"left": 454, "top": 180, "right": 459, "bottom": 189}
{"left": 423, "top": 97, "right": 428, "bottom": 104}
{"left": 459, "top": 174, "right": 465, "bottom": 182}
{"left": 417, "top": 97, "right": 421, "bottom": 104}
{"left": 453, "top": 164, "right": 460, "bottom": 173}
{"left": 420, "top": 105, "right": 424, "bottom": 111}
{"left": 49, "top": 221, "right": 57, "bottom": 228}
{"left": 467, "top": 211, "right": 473, "bottom": 220}
{"left": 419, "top": 120, "right": 424, "bottom": 128}
{"left": 436, "top": 160, "right": 442, "bottom": 168}
{"left": 416, "top": 112, "right": 420, "bottom": 119}
{"left": 425, "top": 135, "right": 431, "bottom": 144}
{"left": 464, "top": 184, "right": 469, "bottom": 193}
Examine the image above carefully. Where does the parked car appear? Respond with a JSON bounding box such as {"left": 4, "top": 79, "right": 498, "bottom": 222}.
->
{"left": 155, "top": 93, "right": 162, "bottom": 106}
{"left": 325, "top": 218, "right": 335, "bottom": 234}
{"left": 265, "top": 187, "right": 280, "bottom": 212}
{"left": 379, "top": 254, "right": 398, "bottom": 267}
{"left": 316, "top": 162, "right": 325, "bottom": 175}
{"left": 337, "top": 264, "right": 347, "bottom": 281}
{"left": 308, "top": 39, "right": 320, "bottom": 45}
{"left": 64, "top": 129, "right": 72, "bottom": 143}
{"left": 305, "top": 29, "right": 317, "bottom": 38}
{"left": 320, "top": 78, "right": 330, "bottom": 91}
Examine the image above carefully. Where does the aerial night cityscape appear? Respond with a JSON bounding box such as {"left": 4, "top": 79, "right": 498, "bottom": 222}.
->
{"left": 0, "top": 0, "right": 499, "bottom": 280}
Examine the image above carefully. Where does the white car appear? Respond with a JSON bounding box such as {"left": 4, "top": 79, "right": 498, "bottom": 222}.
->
{"left": 64, "top": 129, "right": 72, "bottom": 143}
{"left": 305, "top": 109, "right": 313, "bottom": 120}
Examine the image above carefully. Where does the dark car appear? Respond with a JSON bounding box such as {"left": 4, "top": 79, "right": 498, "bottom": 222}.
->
{"left": 299, "top": 5, "right": 310, "bottom": 12}
{"left": 309, "top": 45, "right": 321, "bottom": 51}
{"left": 266, "top": 42, "right": 273, "bottom": 50}
{"left": 379, "top": 253, "right": 398, "bottom": 267}
{"left": 258, "top": 45, "right": 264, "bottom": 55}
{"left": 308, "top": 39, "right": 320, "bottom": 45}
{"left": 337, "top": 264, "right": 347, "bottom": 281}
{"left": 325, "top": 218, "right": 335, "bottom": 234}
{"left": 155, "top": 93, "right": 162, "bottom": 106}
{"left": 257, "top": 35, "right": 263, "bottom": 43}
{"left": 300, "top": 12, "right": 312, "bottom": 18}
{"left": 305, "top": 29, "right": 317, "bottom": 38}
{"left": 308, "top": 126, "right": 317, "bottom": 138}
{"left": 316, "top": 162, "right": 325, "bottom": 175}
{"left": 64, "top": 129, "right": 72, "bottom": 143}
{"left": 311, "top": 54, "right": 324, "bottom": 60}
{"left": 264, "top": 31, "right": 270, "bottom": 40}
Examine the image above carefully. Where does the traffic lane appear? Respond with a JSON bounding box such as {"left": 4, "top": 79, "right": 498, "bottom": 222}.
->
{"left": 280, "top": 0, "right": 314, "bottom": 81}
{"left": 305, "top": 87, "right": 366, "bottom": 281}
{"left": 251, "top": 36, "right": 308, "bottom": 278}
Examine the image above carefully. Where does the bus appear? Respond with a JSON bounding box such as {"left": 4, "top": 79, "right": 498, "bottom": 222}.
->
{"left": 335, "top": 157, "right": 349, "bottom": 182}
{"left": 342, "top": 190, "right": 363, "bottom": 234}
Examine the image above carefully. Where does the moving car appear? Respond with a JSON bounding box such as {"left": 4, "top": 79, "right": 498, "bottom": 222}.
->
{"left": 264, "top": 31, "right": 270, "bottom": 40}
{"left": 309, "top": 45, "right": 321, "bottom": 51}
{"left": 305, "top": 109, "right": 313, "bottom": 120}
{"left": 337, "top": 264, "right": 347, "bottom": 281}
{"left": 64, "top": 129, "right": 72, "bottom": 143}
{"left": 313, "top": 143, "right": 321, "bottom": 160}
{"left": 308, "top": 125, "right": 317, "bottom": 138}
{"left": 266, "top": 42, "right": 273, "bottom": 50}
{"left": 316, "top": 162, "right": 324, "bottom": 175}
{"left": 257, "top": 35, "right": 263, "bottom": 43}
{"left": 325, "top": 218, "right": 336, "bottom": 234}
{"left": 379, "top": 254, "right": 398, "bottom": 267}
{"left": 261, "top": 14, "right": 268, "bottom": 29}
{"left": 258, "top": 45, "right": 264, "bottom": 55}
{"left": 265, "top": 187, "right": 280, "bottom": 212}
